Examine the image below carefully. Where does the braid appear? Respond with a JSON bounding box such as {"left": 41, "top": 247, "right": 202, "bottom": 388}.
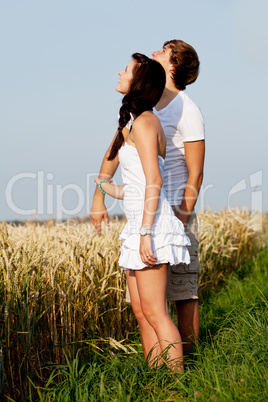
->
{"left": 118, "top": 95, "right": 131, "bottom": 131}
{"left": 107, "top": 96, "right": 131, "bottom": 161}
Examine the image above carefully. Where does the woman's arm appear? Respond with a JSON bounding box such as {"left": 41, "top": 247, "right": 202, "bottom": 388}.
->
{"left": 90, "top": 126, "right": 129, "bottom": 234}
{"left": 94, "top": 178, "right": 124, "bottom": 200}
{"left": 132, "top": 113, "right": 162, "bottom": 265}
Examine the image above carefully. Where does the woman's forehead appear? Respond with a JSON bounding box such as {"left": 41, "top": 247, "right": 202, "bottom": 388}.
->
{"left": 128, "top": 59, "right": 136, "bottom": 67}
{"left": 126, "top": 59, "right": 137, "bottom": 72}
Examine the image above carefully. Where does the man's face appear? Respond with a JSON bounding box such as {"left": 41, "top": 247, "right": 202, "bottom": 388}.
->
{"left": 152, "top": 45, "right": 172, "bottom": 74}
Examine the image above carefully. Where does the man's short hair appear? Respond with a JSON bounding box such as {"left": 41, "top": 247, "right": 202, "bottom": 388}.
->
{"left": 164, "top": 39, "right": 200, "bottom": 90}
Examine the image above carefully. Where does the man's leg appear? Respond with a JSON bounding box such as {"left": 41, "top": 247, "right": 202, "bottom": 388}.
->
{"left": 167, "top": 267, "right": 200, "bottom": 354}
{"left": 168, "top": 211, "right": 200, "bottom": 354}
{"left": 175, "top": 299, "right": 200, "bottom": 353}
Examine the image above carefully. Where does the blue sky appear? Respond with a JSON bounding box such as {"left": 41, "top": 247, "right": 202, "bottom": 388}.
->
{"left": 1, "top": 0, "right": 267, "bottom": 221}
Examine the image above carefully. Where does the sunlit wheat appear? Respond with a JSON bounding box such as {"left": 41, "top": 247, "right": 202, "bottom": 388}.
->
{"left": 0, "top": 210, "right": 266, "bottom": 399}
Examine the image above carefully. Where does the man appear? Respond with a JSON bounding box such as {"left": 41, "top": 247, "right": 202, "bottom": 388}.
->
{"left": 90, "top": 39, "right": 205, "bottom": 352}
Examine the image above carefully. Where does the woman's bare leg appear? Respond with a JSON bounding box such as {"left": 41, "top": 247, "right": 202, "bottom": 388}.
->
{"left": 126, "top": 270, "right": 160, "bottom": 365}
{"left": 135, "top": 264, "right": 184, "bottom": 370}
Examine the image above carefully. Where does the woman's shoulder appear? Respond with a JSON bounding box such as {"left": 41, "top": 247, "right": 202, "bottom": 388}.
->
{"left": 131, "top": 111, "right": 162, "bottom": 147}
{"left": 133, "top": 111, "right": 160, "bottom": 130}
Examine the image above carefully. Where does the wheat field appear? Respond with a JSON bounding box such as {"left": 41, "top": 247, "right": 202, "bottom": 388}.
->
{"left": 0, "top": 209, "right": 266, "bottom": 398}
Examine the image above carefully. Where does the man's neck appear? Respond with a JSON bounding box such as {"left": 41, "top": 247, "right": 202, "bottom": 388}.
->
{"left": 155, "top": 86, "right": 181, "bottom": 111}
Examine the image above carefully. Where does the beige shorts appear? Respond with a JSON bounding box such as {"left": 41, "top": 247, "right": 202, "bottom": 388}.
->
{"left": 125, "top": 212, "right": 200, "bottom": 303}
{"left": 166, "top": 211, "right": 200, "bottom": 302}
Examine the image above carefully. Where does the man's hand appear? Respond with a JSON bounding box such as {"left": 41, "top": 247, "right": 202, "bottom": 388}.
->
{"left": 90, "top": 197, "right": 109, "bottom": 236}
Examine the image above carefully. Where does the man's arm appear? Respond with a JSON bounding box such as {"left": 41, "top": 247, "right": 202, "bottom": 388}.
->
{"left": 174, "top": 140, "right": 205, "bottom": 226}
{"left": 90, "top": 126, "right": 129, "bottom": 235}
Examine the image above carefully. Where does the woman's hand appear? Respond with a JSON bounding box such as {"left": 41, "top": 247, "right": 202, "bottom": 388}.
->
{"left": 139, "top": 235, "right": 157, "bottom": 266}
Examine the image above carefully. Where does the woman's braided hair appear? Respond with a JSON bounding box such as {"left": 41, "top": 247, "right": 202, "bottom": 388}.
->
{"left": 107, "top": 53, "right": 166, "bottom": 160}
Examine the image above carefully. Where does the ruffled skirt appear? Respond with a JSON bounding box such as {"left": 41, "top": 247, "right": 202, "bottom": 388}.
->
{"left": 119, "top": 191, "right": 191, "bottom": 270}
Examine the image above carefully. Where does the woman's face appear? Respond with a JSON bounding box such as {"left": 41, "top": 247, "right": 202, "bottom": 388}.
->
{"left": 116, "top": 59, "right": 136, "bottom": 95}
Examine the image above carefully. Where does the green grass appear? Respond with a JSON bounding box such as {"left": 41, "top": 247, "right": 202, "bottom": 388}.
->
{"left": 30, "top": 249, "right": 268, "bottom": 402}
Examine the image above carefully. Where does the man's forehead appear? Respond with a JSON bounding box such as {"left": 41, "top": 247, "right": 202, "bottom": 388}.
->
{"left": 163, "top": 44, "right": 171, "bottom": 50}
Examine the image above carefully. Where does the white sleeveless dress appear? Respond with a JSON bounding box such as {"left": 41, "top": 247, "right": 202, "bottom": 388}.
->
{"left": 118, "top": 142, "right": 191, "bottom": 270}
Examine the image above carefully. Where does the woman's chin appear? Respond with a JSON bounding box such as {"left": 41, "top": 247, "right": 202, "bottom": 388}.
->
{"left": 115, "top": 85, "right": 126, "bottom": 95}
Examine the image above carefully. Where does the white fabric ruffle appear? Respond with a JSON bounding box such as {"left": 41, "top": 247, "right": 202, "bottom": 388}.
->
{"left": 119, "top": 216, "right": 191, "bottom": 270}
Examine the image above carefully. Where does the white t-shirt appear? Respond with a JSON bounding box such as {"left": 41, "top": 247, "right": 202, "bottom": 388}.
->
{"left": 125, "top": 91, "right": 205, "bottom": 206}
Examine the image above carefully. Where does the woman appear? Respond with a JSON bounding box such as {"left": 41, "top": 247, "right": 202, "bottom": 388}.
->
{"left": 95, "top": 53, "right": 190, "bottom": 370}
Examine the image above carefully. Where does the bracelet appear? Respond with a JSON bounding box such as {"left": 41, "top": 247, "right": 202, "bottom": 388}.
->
{"left": 98, "top": 179, "right": 109, "bottom": 194}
